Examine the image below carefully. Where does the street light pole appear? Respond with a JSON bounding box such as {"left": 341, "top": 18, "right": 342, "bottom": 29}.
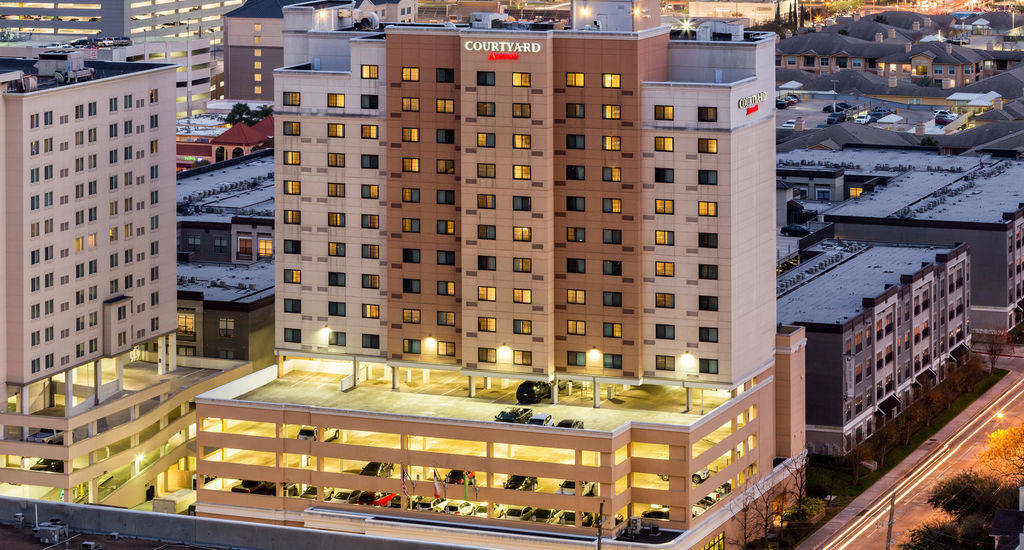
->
{"left": 884, "top": 491, "right": 896, "bottom": 550}
{"left": 596, "top": 501, "right": 604, "bottom": 550}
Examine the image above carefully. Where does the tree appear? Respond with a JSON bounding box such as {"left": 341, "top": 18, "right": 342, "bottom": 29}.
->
{"left": 783, "top": 456, "right": 810, "bottom": 513}
{"left": 225, "top": 102, "right": 252, "bottom": 126}
{"left": 898, "top": 515, "right": 989, "bottom": 550}
{"left": 978, "top": 424, "right": 1024, "bottom": 485}
{"left": 975, "top": 331, "right": 1011, "bottom": 373}
{"left": 928, "top": 469, "right": 1016, "bottom": 520}
{"left": 728, "top": 475, "right": 783, "bottom": 549}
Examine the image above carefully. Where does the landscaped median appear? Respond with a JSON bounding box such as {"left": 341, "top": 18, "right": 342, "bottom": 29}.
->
{"left": 795, "top": 359, "right": 1008, "bottom": 547}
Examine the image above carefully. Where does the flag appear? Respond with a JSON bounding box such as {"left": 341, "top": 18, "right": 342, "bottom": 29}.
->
{"left": 401, "top": 466, "right": 408, "bottom": 499}
{"left": 463, "top": 472, "right": 469, "bottom": 502}
{"left": 433, "top": 469, "right": 442, "bottom": 498}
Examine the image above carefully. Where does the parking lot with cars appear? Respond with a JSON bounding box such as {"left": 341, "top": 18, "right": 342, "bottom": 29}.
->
{"left": 775, "top": 96, "right": 935, "bottom": 129}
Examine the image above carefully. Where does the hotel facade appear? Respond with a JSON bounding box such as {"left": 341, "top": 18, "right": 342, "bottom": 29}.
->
{"left": 195, "top": 3, "right": 807, "bottom": 548}
{"left": 0, "top": 52, "right": 252, "bottom": 509}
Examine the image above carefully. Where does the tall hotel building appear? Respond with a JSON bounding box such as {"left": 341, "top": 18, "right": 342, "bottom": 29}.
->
{"left": 0, "top": 51, "right": 252, "bottom": 507}
{"left": 195, "top": 2, "right": 807, "bottom": 548}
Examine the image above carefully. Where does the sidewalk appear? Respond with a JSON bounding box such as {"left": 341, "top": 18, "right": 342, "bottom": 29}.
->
{"left": 796, "top": 369, "right": 1022, "bottom": 550}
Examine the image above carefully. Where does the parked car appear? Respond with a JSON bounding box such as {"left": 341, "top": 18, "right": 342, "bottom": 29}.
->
{"left": 934, "top": 109, "right": 953, "bottom": 117}
{"left": 935, "top": 112, "right": 957, "bottom": 125}
{"left": 26, "top": 429, "right": 63, "bottom": 445}
{"left": 527, "top": 413, "right": 553, "bottom": 426}
{"left": 557, "top": 480, "right": 596, "bottom": 496}
{"left": 822, "top": 103, "right": 842, "bottom": 113}
{"left": 429, "top": 497, "right": 451, "bottom": 512}
{"left": 692, "top": 468, "right": 712, "bottom": 485}
{"left": 296, "top": 426, "right": 340, "bottom": 441}
{"left": 444, "top": 470, "right": 476, "bottom": 485}
{"left": 494, "top": 407, "right": 533, "bottom": 423}
{"left": 409, "top": 495, "right": 432, "bottom": 510}
{"left": 642, "top": 507, "right": 671, "bottom": 520}
{"left": 490, "top": 504, "right": 509, "bottom": 518}
{"left": 359, "top": 462, "right": 394, "bottom": 478}
{"left": 472, "top": 504, "right": 489, "bottom": 517}
{"left": 826, "top": 112, "right": 847, "bottom": 125}
{"left": 30, "top": 459, "right": 64, "bottom": 473}
{"left": 516, "top": 381, "right": 557, "bottom": 404}
{"left": 331, "top": 489, "right": 358, "bottom": 503}
{"left": 300, "top": 485, "right": 319, "bottom": 500}
{"left": 780, "top": 119, "right": 796, "bottom": 129}
{"left": 783, "top": 94, "right": 800, "bottom": 105}
{"left": 504, "top": 505, "right": 535, "bottom": 521}
{"left": 780, "top": 224, "right": 811, "bottom": 237}
{"left": 355, "top": 491, "right": 380, "bottom": 506}
{"left": 531, "top": 508, "right": 559, "bottom": 522}
{"left": 853, "top": 114, "right": 871, "bottom": 124}
{"left": 556, "top": 418, "right": 584, "bottom": 429}
{"left": 775, "top": 98, "right": 789, "bottom": 109}
{"left": 375, "top": 493, "right": 399, "bottom": 507}
{"left": 231, "top": 480, "right": 273, "bottom": 495}
{"left": 443, "top": 500, "right": 475, "bottom": 515}
{"left": 503, "top": 475, "right": 539, "bottom": 491}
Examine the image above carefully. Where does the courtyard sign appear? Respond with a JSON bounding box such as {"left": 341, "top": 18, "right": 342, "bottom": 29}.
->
{"left": 737, "top": 91, "right": 768, "bottom": 115}
{"left": 465, "top": 40, "right": 541, "bottom": 60}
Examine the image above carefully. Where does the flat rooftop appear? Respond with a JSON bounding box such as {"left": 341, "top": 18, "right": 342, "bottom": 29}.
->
{"left": 178, "top": 261, "right": 274, "bottom": 303}
{"left": 777, "top": 148, "right": 979, "bottom": 179}
{"left": 0, "top": 57, "right": 170, "bottom": 91}
{"left": 777, "top": 240, "right": 953, "bottom": 326}
{"left": 177, "top": 156, "right": 274, "bottom": 222}
{"left": 224, "top": 369, "right": 731, "bottom": 431}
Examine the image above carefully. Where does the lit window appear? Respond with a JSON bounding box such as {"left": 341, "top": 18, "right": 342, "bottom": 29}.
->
{"left": 602, "top": 136, "right": 621, "bottom": 151}
{"left": 567, "top": 320, "right": 586, "bottom": 335}
{"left": 327, "top": 123, "right": 344, "bottom": 138}
{"left": 478, "top": 286, "right": 496, "bottom": 301}
{"left": 282, "top": 91, "right": 300, "bottom": 106}
{"left": 328, "top": 93, "right": 345, "bottom": 108}
{"left": 655, "top": 105, "right": 674, "bottom": 120}
{"left": 602, "top": 104, "right": 621, "bottom": 120}
{"left": 698, "top": 201, "right": 718, "bottom": 217}
{"left": 402, "top": 158, "right": 420, "bottom": 172}
{"left": 402, "top": 128, "right": 420, "bottom": 142}
{"left": 513, "top": 134, "right": 532, "bottom": 149}
{"left": 655, "top": 199, "right": 674, "bottom": 214}
{"left": 283, "top": 151, "right": 300, "bottom": 165}
{"left": 401, "top": 97, "right": 420, "bottom": 112}
{"left": 602, "top": 73, "right": 621, "bottom": 88}
{"left": 698, "top": 138, "right": 718, "bottom": 154}
{"left": 566, "top": 289, "right": 585, "bottom": 304}
{"left": 401, "top": 67, "right": 419, "bottom": 81}
{"left": 512, "top": 165, "right": 531, "bottom": 180}
{"left": 655, "top": 261, "right": 675, "bottom": 277}
{"left": 361, "top": 64, "right": 379, "bottom": 79}
{"left": 654, "top": 137, "right": 674, "bottom": 151}
{"left": 361, "top": 124, "right": 378, "bottom": 139}
{"left": 513, "top": 288, "right": 532, "bottom": 303}
{"left": 512, "top": 72, "right": 531, "bottom": 87}
{"left": 512, "top": 226, "right": 532, "bottom": 241}
{"left": 283, "top": 180, "right": 300, "bottom": 195}
{"left": 565, "top": 72, "right": 584, "bottom": 87}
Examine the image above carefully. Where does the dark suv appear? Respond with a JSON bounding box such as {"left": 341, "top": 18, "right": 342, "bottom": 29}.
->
{"left": 503, "top": 475, "right": 539, "bottom": 491}
{"left": 359, "top": 462, "right": 395, "bottom": 477}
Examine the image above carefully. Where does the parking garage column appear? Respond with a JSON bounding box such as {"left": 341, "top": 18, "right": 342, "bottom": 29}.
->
{"left": 168, "top": 333, "right": 177, "bottom": 372}
{"left": 592, "top": 381, "right": 600, "bottom": 408}
{"left": 467, "top": 376, "right": 475, "bottom": 397}
{"left": 88, "top": 478, "right": 97, "bottom": 503}
{"left": 64, "top": 370, "right": 75, "bottom": 416}
{"left": 551, "top": 382, "right": 558, "bottom": 404}
{"left": 156, "top": 335, "right": 167, "bottom": 375}
{"left": 685, "top": 387, "right": 692, "bottom": 412}
{"left": 277, "top": 356, "right": 286, "bottom": 378}
{"left": 20, "top": 386, "right": 29, "bottom": 439}
{"left": 392, "top": 366, "right": 399, "bottom": 390}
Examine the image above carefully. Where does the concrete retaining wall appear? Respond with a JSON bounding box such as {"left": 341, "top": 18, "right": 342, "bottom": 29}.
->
{"left": 0, "top": 496, "right": 470, "bottom": 550}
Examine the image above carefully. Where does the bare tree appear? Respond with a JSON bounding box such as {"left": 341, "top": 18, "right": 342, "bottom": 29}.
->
{"left": 726, "top": 475, "right": 784, "bottom": 549}
{"left": 975, "top": 331, "right": 1011, "bottom": 373}
{"left": 783, "top": 456, "right": 809, "bottom": 513}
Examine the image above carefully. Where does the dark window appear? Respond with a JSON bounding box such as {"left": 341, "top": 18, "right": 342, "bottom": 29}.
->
{"left": 402, "top": 248, "right": 421, "bottom": 263}
{"left": 699, "top": 327, "right": 719, "bottom": 342}
{"left": 603, "top": 260, "right": 622, "bottom": 276}
{"left": 328, "top": 302, "right": 346, "bottom": 316}
{"left": 603, "top": 229, "right": 622, "bottom": 244}
{"left": 361, "top": 334, "right": 380, "bottom": 349}
{"left": 328, "top": 272, "right": 346, "bottom": 286}
{"left": 402, "top": 278, "right": 421, "bottom": 293}
{"left": 655, "top": 324, "right": 675, "bottom": 339}
{"left": 697, "top": 106, "right": 718, "bottom": 122}
{"left": 360, "top": 94, "right": 378, "bottom": 109}
{"left": 283, "top": 299, "right": 301, "bottom": 313}
{"left": 654, "top": 168, "right": 674, "bottom": 183}
{"left": 566, "top": 103, "right": 585, "bottom": 118}
{"left": 436, "top": 68, "right": 455, "bottom": 82}
{"left": 436, "top": 129, "right": 455, "bottom": 143}
{"left": 512, "top": 196, "right": 532, "bottom": 211}
{"left": 437, "top": 189, "right": 455, "bottom": 204}
{"left": 566, "top": 134, "right": 585, "bottom": 149}
{"left": 566, "top": 165, "right": 585, "bottom": 180}
{"left": 604, "top": 354, "right": 622, "bottom": 369}
{"left": 566, "top": 258, "right": 586, "bottom": 273}
{"left": 361, "top": 154, "right": 379, "bottom": 169}
{"left": 478, "top": 255, "right": 497, "bottom": 270}
{"left": 283, "top": 328, "right": 301, "bottom": 343}
{"left": 699, "top": 296, "right": 719, "bottom": 311}
{"left": 437, "top": 250, "right": 456, "bottom": 265}
{"left": 283, "top": 240, "right": 301, "bottom": 254}
{"left": 477, "top": 71, "right": 495, "bottom": 86}
{"left": 699, "top": 358, "right": 719, "bottom": 374}
{"left": 603, "top": 292, "right": 622, "bottom": 307}
{"left": 565, "top": 196, "right": 585, "bottom": 211}
{"left": 698, "top": 232, "right": 719, "bottom": 248}
{"left": 699, "top": 264, "right": 718, "bottom": 280}
{"left": 698, "top": 170, "right": 718, "bottom": 185}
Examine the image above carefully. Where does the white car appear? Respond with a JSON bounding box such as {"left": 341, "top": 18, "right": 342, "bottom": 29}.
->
{"left": 853, "top": 114, "right": 871, "bottom": 124}
{"left": 933, "top": 109, "right": 952, "bottom": 117}
{"left": 781, "top": 119, "right": 796, "bottom": 129}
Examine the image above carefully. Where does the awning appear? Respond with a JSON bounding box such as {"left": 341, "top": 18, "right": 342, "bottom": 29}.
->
{"left": 877, "top": 395, "right": 901, "bottom": 417}
{"left": 950, "top": 343, "right": 970, "bottom": 361}
{"left": 916, "top": 369, "right": 937, "bottom": 388}
{"left": 779, "top": 80, "right": 804, "bottom": 90}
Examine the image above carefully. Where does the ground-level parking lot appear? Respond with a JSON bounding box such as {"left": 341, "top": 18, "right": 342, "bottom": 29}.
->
{"left": 775, "top": 96, "right": 936, "bottom": 130}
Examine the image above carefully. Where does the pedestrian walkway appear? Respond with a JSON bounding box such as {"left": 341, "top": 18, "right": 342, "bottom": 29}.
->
{"left": 797, "top": 369, "right": 1023, "bottom": 549}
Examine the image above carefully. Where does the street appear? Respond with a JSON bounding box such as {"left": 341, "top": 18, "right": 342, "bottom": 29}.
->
{"left": 805, "top": 354, "right": 1024, "bottom": 549}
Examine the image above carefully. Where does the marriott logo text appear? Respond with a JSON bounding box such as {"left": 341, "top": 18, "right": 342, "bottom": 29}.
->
{"left": 464, "top": 41, "right": 542, "bottom": 53}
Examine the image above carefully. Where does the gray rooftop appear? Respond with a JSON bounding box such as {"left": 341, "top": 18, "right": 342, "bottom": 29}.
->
{"left": 0, "top": 57, "right": 170, "bottom": 91}
{"left": 177, "top": 260, "right": 274, "bottom": 303}
{"left": 777, "top": 241, "right": 952, "bottom": 325}
{"left": 177, "top": 156, "right": 274, "bottom": 222}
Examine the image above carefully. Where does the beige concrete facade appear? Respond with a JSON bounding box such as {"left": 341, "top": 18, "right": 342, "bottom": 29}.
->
{"left": 0, "top": 55, "right": 250, "bottom": 508}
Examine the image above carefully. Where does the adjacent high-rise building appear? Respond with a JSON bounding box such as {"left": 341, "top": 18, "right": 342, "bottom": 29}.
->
{"left": 0, "top": 51, "right": 252, "bottom": 507}
{"left": 0, "top": 0, "right": 243, "bottom": 44}
{"left": 194, "top": 3, "right": 806, "bottom": 547}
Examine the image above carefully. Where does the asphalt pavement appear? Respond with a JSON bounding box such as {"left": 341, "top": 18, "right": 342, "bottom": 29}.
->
{"left": 799, "top": 352, "right": 1024, "bottom": 550}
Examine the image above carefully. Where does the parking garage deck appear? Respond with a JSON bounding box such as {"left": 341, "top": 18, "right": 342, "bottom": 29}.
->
{"left": 213, "top": 368, "right": 732, "bottom": 431}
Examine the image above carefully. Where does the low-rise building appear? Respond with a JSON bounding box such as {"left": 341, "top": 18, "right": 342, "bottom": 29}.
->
{"left": 777, "top": 240, "right": 970, "bottom": 454}
{"left": 783, "top": 147, "right": 1024, "bottom": 331}
{"left": 687, "top": 0, "right": 795, "bottom": 25}
{"left": 177, "top": 261, "right": 274, "bottom": 367}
